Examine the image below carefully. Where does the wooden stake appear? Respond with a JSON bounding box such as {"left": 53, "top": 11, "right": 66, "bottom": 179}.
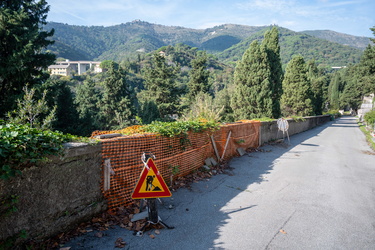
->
{"left": 210, "top": 135, "right": 220, "bottom": 162}
{"left": 221, "top": 131, "right": 232, "bottom": 161}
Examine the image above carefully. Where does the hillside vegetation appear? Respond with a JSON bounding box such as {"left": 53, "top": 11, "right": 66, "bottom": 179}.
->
{"left": 45, "top": 21, "right": 365, "bottom": 68}
{"left": 301, "top": 30, "right": 372, "bottom": 50}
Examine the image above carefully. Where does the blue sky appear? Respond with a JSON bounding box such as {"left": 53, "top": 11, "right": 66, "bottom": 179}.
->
{"left": 46, "top": 0, "right": 374, "bottom": 37}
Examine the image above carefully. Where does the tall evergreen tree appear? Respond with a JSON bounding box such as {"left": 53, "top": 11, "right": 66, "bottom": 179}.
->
{"left": 328, "top": 72, "right": 342, "bottom": 110}
{"left": 306, "top": 59, "right": 326, "bottom": 115}
{"left": 357, "top": 27, "right": 375, "bottom": 95}
{"left": 42, "top": 78, "right": 81, "bottom": 135}
{"left": 100, "top": 61, "right": 134, "bottom": 129}
{"left": 140, "top": 53, "right": 180, "bottom": 120}
{"left": 262, "top": 27, "right": 283, "bottom": 118}
{"left": 231, "top": 40, "right": 273, "bottom": 120}
{"left": 187, "top": 52, "right": 210, "bottom": 103}
{"left": 281, "top": 55, "right": 314, "bottom": 116}
{"left": 75, "top": 78, "right": 102, "bottom": 135}
{"left": 0, "top": 0, "right": 55, "bottom": 117}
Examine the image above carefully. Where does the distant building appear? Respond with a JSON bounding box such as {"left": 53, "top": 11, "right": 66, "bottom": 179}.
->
{"left": 48, "top": 64, "right": 73, "bottom": 76}
{"left": 48, "top": 60, "right": 102, "bottom": 76}
{"left": 331, "top": 66, "right": 347, "bottom": 69}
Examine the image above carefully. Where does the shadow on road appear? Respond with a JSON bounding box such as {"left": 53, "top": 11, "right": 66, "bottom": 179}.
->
{"left": 65, "top": 119, "right": 340, "bottom": 249}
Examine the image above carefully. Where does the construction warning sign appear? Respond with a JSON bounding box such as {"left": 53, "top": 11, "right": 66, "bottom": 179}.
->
{"left": 131, "top": 158, "right": 172, "bottom": 199}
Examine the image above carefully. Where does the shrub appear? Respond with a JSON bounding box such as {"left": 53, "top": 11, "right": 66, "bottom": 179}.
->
{"left": 364, "top": 110, "right": 375, "bottom": 130}
{"left": 0, "top": 121, "right": 77, "bottom": 180}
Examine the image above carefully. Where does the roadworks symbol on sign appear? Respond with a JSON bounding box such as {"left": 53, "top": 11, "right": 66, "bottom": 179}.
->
{"left": 131, "top": 158, "right": 172, "bottom": 199}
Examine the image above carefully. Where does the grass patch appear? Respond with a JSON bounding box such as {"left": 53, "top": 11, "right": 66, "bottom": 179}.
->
{"left": 358, "top": 122, "right": 375, "bottom": 151}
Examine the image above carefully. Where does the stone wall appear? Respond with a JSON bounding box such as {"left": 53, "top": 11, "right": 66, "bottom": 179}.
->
{"left": 259, "top": 115, "right": 331, "bottom": 145}
{"left": 0, "top": 143, "right": 106, "bottom": 243}
{"left": 0, "top": 115, "right": 331, "bottom": 244}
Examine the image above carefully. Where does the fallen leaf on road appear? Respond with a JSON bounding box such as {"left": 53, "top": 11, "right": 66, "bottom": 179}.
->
{"left": 95, "top": 232, "right": 103, "bottom": 238}
{"left": 154, "top": 229, "right": 160, "bottom": 235}
{"left": 115, "top": 237, "right": 126, "bottom": 248}
{"left": 280, "top": 229, "right": 287, "bottom": 234}
{"left": 149, "top": 234, "right": 155, "bottom": 239}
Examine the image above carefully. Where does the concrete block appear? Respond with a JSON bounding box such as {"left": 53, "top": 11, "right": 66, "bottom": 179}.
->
{"left": 237, "top": 147, "right": 246, "bottom": 156}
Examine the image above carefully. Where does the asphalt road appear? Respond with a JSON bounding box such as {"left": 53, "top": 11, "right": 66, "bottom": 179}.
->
{"left": 65, "top": 116, "right": 375, "bottom": 250}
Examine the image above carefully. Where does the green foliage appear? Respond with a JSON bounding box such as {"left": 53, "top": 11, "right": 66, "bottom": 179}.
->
{"left": 231, "top": 40, "right": 273, "bottom": 120}
{"left": 307, "top": 59, "right": 327, "bottom": 115}
{"left": 281, "top": 55, "right": 314, "bottom": 117}
{"left": 143, "top": 120, "right": 219, "bottom": 137}
{"left": 0, "top": 195, "right": 19, "bottom": 217}
{"left": 218, "top": 26, "right": 362, "bottom": 69}
{"left": 328, "top": 72, "right": 343, "bottom": 109}
{"left": 262, "top": 27, "right": 283, "bottom": 118}
{"left": 182, "top": 92, "right": 224, "bottom": 122}
{"left": 186, "top": 52, "right": 210, "bottom": 103}
{"left": 74, "top": 78, "right": 102, "bottom": 135}
{"left": 42, "top": 78, "right": 81, "bottom": 134}
{"left": 0, "top": 0, "right": 55, "bottom": 118}
{"left": 358, "top": 121, "right": 375, "bottom": 151}
{"left": 140, "top": 53, "right": 180, "bottom": 120}
{"left": 289, "top": 116, "right": 306, "bottom": 122}
{"left": 364, "top": 110, "right": 375, "bottom": 130}
{"left": 0, "top": 121, "right": 76, "bottom": 180}
{"left": 7, "top": 86, "right": 56, "bottom": 130}
{"left": 100, "top": 61, "right": 135, "bottom": 129}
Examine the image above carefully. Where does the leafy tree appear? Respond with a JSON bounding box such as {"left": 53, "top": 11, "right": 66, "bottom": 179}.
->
{"left": 231, "top": 40, "right": 273, "bottom": 120}
{"left": 186, "top": 52, "right": 210, "bottom": 103}
{"left": 0, "top": 0, "right": 55, "bottom": 117}
{"left": 100, "top": 61, "right": 135, "bottom": 129}
{"left": 140, "top": 53, "right": 180, "bottom": 120}
{"left": 281, "top": 55, "right": 314, "bottom": 116}
{"left": 262, "top": 27, "right": 283, "bottom": 118}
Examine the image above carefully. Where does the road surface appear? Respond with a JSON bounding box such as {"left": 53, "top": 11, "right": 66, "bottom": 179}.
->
{"left": 65, "top": 116, "right": 375, "bottom": 249}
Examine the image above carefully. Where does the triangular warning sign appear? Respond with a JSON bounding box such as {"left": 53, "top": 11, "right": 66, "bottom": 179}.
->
{"left": 131, "top": 158, "right": 172, "bottom": 199}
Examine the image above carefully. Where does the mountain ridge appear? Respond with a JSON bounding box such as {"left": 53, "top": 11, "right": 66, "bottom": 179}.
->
{"left": 45, "top": 20, "right": 368, "bottom": 67}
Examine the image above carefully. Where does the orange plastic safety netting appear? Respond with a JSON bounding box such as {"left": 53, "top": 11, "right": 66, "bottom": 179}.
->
{"left": 98, "top": 120, "right": 260, "bottom": 209}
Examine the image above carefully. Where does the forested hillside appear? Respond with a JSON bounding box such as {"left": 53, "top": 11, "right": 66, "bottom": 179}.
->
{"left": 218, "top": 27, "right": 363, "bottom": 67}
{"left": 301, "top": 30, "right": 372, "bottom": 50}
{"left": 45, "top": 21, "right": 365, "bottom": 67}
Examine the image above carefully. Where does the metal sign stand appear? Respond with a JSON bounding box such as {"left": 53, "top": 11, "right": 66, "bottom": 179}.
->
{"left": 277, "top": 118, "right": 290, "bottom": 144}
{"left": 134, "top": 153, "right": 174, "bottom": 236}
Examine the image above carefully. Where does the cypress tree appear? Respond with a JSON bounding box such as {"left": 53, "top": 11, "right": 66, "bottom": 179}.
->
{"left": 281, "top": 55, "right": 314, "bottom": 116}
{"left": 231, "top": 40, "right": 273, "bottom": 120}
{"left": 328, "top": 72, "right": 341, "bottom": 110}
{"left": 75, "top": 78, "right": 102, "bottom": 135}
{"left": 306, "top": 59, "right": 325, "bottom": 115}
{"left": 141, "top": 53, "right": 180, "bottom": 120}
{"left": 187, "top": 52, "right": 210, "bottom": 103}
{"left": 0, "top": 0, "right": 55, "bottom": 117}
{"left": 100, "top": 61, "right": 134, "bottom": 129}
{"left": 262, "top": 27, "right": 283, "bottom": 118}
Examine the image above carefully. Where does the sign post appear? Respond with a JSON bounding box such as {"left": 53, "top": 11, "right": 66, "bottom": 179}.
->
{"left": 132, "top": 153, "right": 174, "bottom": 236}
{"left": 277, "top": 118, "right": 290, "bottom": 144}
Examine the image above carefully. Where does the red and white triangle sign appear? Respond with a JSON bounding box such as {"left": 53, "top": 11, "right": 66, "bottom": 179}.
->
{"left": 131, "top": 158, "right": 172, "bottom": 199}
